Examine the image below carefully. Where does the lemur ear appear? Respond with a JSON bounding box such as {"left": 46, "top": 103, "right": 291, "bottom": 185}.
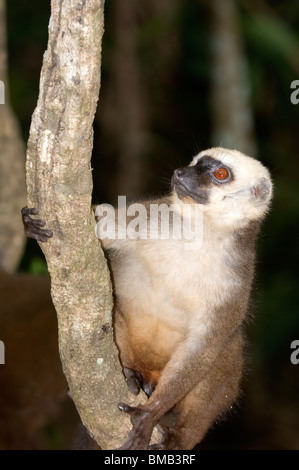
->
{"left": 250, "top": 177, "right": 272, "bottom": 204}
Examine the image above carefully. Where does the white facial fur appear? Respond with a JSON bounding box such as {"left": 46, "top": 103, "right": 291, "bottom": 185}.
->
{"left": 172, "top": 147, "right": 273, "bottom": 229}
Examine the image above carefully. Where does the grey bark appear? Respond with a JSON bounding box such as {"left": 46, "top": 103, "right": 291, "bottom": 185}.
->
{"left": 25, "top": 0, "right": 150, "bottom": 449}
{"left": 0, "top": 0, "right": 26, "bottom": 273}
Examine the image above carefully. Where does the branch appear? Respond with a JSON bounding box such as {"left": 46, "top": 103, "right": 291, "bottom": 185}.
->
{"left": 25, "top": 0, "right": 147, "bottom": 449}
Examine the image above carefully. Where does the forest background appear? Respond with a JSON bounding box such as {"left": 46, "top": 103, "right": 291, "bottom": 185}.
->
{"left": 1, "top": 0, "right": 299, "bottom": 449}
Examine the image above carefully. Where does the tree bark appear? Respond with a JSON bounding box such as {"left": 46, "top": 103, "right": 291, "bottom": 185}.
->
{"left": 0, "top": 0, "right": 26, "bottom": 273}
{"left": 25, "top": 0, "right": 148, "bottom": 449}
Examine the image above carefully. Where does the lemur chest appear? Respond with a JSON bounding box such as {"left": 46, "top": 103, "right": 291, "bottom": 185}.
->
{"left": 111, "top": 240, "right": 233, "bottom": 329}
{"left": 111, "top": 241, "right": 235, "bottom": 377}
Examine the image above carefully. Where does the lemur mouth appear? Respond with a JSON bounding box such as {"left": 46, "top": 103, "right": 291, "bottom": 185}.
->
{"left": 171, "top": 178, "right": 209, "bottom": 205}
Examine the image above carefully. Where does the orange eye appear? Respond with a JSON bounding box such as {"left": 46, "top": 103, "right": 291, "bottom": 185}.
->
{"left": 214, "top": 168, "right": 229, "bottom": 180}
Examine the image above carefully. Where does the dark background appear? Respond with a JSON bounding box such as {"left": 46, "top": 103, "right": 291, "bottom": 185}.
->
{"left": 4, "top": 0, "right": 299, "bottom": 449}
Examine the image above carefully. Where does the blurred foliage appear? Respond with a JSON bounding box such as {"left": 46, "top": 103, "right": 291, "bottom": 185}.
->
{"left": 6, "top": 0, "right": 299, "bottom": 448}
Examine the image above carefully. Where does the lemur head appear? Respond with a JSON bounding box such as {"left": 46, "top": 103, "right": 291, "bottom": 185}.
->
{"left": 171, "top": 147, "right": 273, "bottom": 228}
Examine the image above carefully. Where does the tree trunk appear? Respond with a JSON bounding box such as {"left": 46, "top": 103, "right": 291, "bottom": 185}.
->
{"left": 98, "top": 0, "right": 150, "bottom": 201}
{"left": 25, "top": 0, "right": 148, "bottom": 449}
{"left": 0, "top": 0, "right": 26, "bottom": 273}
{"left": 208, "top": 0, "right": 256, "bottom": 156}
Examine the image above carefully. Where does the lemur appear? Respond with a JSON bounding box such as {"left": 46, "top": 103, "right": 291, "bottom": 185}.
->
{"left": 22, "top": 147, "right": 272, "bottom": 450}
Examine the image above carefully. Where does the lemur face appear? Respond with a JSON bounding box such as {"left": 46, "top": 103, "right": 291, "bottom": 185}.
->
{"left": 171, "top": 147, "right": 273, "bottom": 225}
{"left": 171, "top": 155, "right": 234, "bottom": 205}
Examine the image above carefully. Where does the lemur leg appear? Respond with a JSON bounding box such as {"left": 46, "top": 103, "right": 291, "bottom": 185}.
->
{"left": 115, "top": 308, "right": 159, "bottom": 399}
{"left": 118, "top": 329, "right": 243, "bottom": 450}
{"left": 151, "top": 331, "right": 243, "bottom": 450}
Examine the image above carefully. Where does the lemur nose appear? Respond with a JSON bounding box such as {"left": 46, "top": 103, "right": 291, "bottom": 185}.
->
{"left": 174, "top": 168, "right": 185, "bottom": 180}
